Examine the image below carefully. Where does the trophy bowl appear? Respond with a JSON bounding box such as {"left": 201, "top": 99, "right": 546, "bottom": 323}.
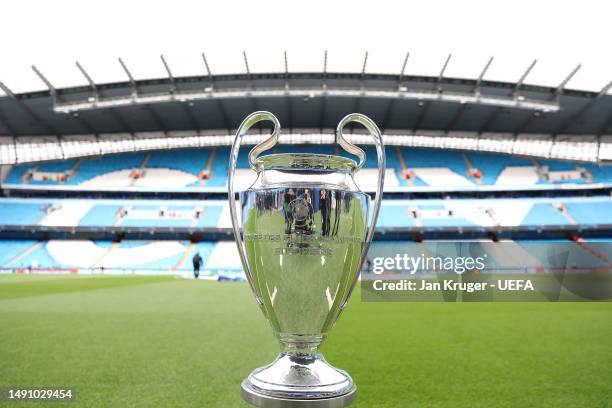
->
{"left": 229, "top": 111, "right": 385, "bottom": 407}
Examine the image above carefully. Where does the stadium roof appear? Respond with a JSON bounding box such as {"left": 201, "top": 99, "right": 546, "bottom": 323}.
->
{"left": 0, "top": 55, "right": 612, "bottom": 137}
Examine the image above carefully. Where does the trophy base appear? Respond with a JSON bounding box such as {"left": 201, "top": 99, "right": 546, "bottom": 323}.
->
{"left": 241, "top": 352, "right": 356, "bottom": 407}
{"left": 242, "top": 381, "right": 356, "bottom": 408}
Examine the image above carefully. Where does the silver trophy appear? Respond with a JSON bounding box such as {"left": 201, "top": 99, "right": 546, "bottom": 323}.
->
{"left": 229, "top": 111, "right": 385, "bottom": 407}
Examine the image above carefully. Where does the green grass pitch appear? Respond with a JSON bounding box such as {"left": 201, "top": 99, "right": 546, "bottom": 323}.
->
{"left": 1, "top": 274, "right": 611, "bottom": 408}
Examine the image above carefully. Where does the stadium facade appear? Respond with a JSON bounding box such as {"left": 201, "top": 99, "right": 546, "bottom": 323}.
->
{"left": 0, "top": 52, "right": 610, "bottom": 275}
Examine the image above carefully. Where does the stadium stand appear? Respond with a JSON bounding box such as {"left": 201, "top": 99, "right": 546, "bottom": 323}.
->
{"left": 0, "top": 202, "right": 46, "bottom": 225}
{"left": 2, "top": 186, "right": 610, "bottom": 275}
{"left": 4, "top": 147, "right": 612, "bottom": 190}
{"left": 0, "top": 239, "right": 224, "bottom": 274}
{"left": 3, "top": 235, "right": 611, "bottom": 275}
{"left": 564, "top": 201, "right": 612, "bottom": 226}
{"left": 521, "top": 204, "right": 572, "bottom": 226}
{"left": 0, "top": 63, "right": 611, "bottom": 279}
{"left": 1, "top": 196, "right": 610, "bottom": 230}
{"left": 0, "top": 240, "right": 39, "bottom": 267}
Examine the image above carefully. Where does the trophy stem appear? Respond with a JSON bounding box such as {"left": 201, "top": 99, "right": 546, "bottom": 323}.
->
{"left": 242, "top": 347, "right": 356, "bottom": 407}
{"left": 279, "top": 333, "right": 325, "bottom": 357}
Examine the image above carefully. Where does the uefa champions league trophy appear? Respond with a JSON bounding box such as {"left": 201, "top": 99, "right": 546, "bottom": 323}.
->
{"left": 228, "top": 111, "right": 385, "bottom": 407}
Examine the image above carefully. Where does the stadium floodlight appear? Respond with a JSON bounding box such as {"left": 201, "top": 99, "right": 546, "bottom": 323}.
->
{"left": 53, "top": 87, "right": 560, "bottom": 114}
{"left": 322, "top": 50, "right": 328, "bottom": 91}
{"left": 436, "top": 53, "right": 452, "bottom": 92}
{"left": 201, "top": 52, "right": 214, "bottom": 91}
{"left": 48, "top": 51, "right": 564, "bottom": 114}
{"left": 32, "top": 65, "right": 59, "bottom": 101}
{"left": 474, "top": 56, "right": 494, "bottom": 92}
{"left": 118, "top": 57, "right": 139, "bottom": 96}
{"left": 555, "top": 64, "right": 582, "bottom": 98}
{"left": 398, "top": 51, "right": 410, "bottom": 88}
{"left": 160, "top": 54, "right": 176, "bottom": 92}
{"left": 283, "top": 50, "right": 289, "bottom": 91}
{"left": 75, "top": 61, "right": 99, "bottom": 101}
{"left": 513, "top": 59, "right": 537, "bottom": 97}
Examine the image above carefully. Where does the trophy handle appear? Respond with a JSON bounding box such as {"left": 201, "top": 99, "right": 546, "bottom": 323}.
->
{"left": 335, "top": 113, "right": 386, "bottom": 304}
{"left": 228, "top": 111, "right": 281, "bottom": 306}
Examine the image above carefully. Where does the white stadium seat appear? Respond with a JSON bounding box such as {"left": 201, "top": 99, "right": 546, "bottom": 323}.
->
{"left": 513, "top": 134, "right": 553, "bottom": 158}
{"left": 600, "top": 135, "right": 612, "bottom": 161}
{"left": 0, "top": 136, "right": 17, "bottom": 164}
{"left": 61, "top": 134, "right": 100, "bottom": 158}
{"left": 496, "top": 166, "right": 539, "bottom": 186}
{"left": 15, "top": 136, "right": 63, "bottom": 163}
{"left": 411, "top": 168, "right": 474, "bottom": 187}
{"left": 550, "top": 134, "right": 598, "bottom": 162}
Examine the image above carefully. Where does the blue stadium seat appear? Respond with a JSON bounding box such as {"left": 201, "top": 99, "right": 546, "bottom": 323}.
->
{"left": 377, "top": 206, "right": 416, "bottom": 228}
{"left": 6, "top": 165, "right": 31, "bottom": 184}
{"left": 544, "top": 160, "right": 577, "bottom": 171}
{"left": 121, "top": 240, "right": 188, "bottom": 270}
{"left": 467, "top": 152, "right": 532, "bottom": 185}
{"left": 521, "top": 204, "right": 570, "bottom": 226}
{"left": 4, "top": 147, "right": 612, "bottom": 188}
{"left": 80, "top": 205, "right": 122, "bottom": 227}
{"left": 196, "top": 206, "right": 223, "bottom": 228}
{"left": 147, "top": 149, "right": 208, "bottom": 176}
{"left": 206, "top": 147, "right": 231, "bottom": 186}
{"left": 402, "top": 148, "right": 466, "bottom": 172}
{"left": 0, "top": 240, "right": 38, "bottom": 266}
{"left": 587, "top": 164, "right": 612, "bottom": 183}
{"left": 5, "top": 242, "right": 60, "bottom": 269}
{"left": 0, "top": 203, "right": 46, "bottom": 225}
{"left": 72, "top": 153, "right": 144, "bottom": 184}
{"left": 37, "top": 160, "right": 77, "bottom": 172}
{"left": 565, "top": 202, "right": 612, "bottom": 225}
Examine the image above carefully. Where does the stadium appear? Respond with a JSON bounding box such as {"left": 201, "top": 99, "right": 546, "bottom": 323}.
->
{"left": 1, "top": 49, "right": 611, "bottom": 407}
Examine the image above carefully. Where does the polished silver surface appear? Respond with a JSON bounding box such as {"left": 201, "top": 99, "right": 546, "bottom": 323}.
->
{"left": 335, "top": 114, "right": 386, "bottom": 308}
{"left": 241, "top": 187, "right": 368, "bottom": 348}
{"left": 242, "top": 381, "right": 356, "bottom": 408}
{"left": 229, "top": 111, "right": 385, "bottom": 407}
{"left": 244, "top": 352, "right": 355, "bottom": 400}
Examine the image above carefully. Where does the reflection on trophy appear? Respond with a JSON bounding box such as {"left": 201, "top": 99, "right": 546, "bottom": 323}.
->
{"left": 229, "top": 111, "right": 385, "bottom": 407}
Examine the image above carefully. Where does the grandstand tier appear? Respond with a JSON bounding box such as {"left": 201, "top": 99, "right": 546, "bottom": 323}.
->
{"left": 1, "top": 56, "right": 611, "bottom": 257}
{"left": 3, "top": 146, "right": 611, "bottom": 192}
{"left": 1, "top": 196, "right": 610, "bottom": 230}
{"left": 2, "top": 238, "right": 611, "bottom": 276}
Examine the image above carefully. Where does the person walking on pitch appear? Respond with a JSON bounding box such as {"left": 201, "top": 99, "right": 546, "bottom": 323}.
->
{"left": 192, "top": 252, "right": 203, "bottom": 279}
